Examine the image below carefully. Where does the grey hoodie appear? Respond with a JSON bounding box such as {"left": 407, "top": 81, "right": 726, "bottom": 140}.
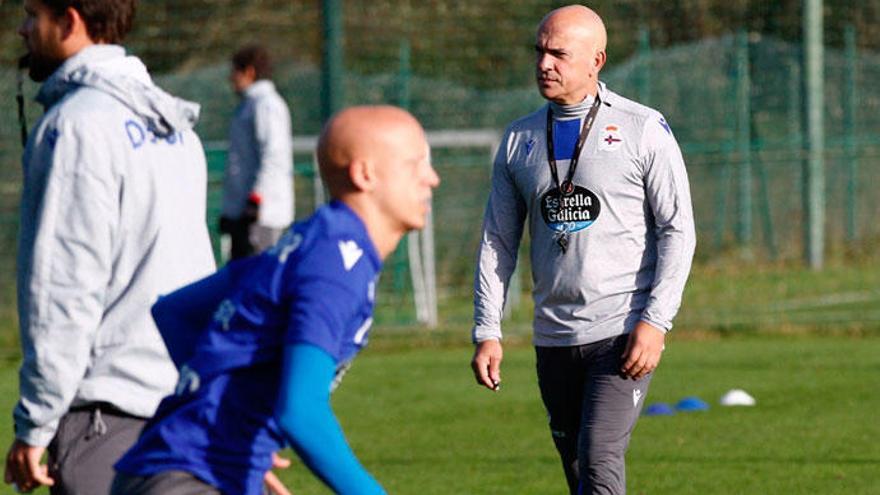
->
{"left": 16, "top": 45, "right": 215, "bottom": 446}
{"left": 222, "top": 80, "right": 294, "bottom": 228}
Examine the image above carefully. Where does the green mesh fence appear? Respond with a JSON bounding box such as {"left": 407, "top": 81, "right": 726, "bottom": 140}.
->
{"left": 2, "top": 1, "right": 880, "bottom": 331}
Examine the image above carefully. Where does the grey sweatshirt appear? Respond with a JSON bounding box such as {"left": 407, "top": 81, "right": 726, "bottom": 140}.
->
{"left": 221, "top": 80, "right": 294, "bottom": 228}
{"left": 16, "top": 45, "right": 216, "bottom": 446}
{"left": 473, "top": 82, "right": 696, "bottom": 347}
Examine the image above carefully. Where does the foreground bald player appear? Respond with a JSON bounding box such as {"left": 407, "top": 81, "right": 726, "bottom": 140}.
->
{"left": 112, "top": 106, "right": 440, "bottom": 495}
{"left": 471, "top": 5, "right": 694, "bottom": 495}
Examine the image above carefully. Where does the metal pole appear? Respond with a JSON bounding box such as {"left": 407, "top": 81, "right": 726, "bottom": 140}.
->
{"left": 422, "top": 210, "right": 438, "bottom": 328}
{"left": 637, "top": 26, "right": 651, "bottom": 105}
{"left": 398, "top": 39, "right": 411, "bottom": 109}
{"left": 802, "top": 0, "right": 825, "bottom": 269}
{"left": 844, "top": 25, "right": 858, "bottom": 242}
{"left": 735, "top": 30, "right": 752, "bottom": 246}
{"left": 321, "top": 0, "right": 343, "bottom": 123}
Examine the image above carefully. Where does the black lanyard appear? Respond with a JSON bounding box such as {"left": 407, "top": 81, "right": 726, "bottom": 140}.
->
{"left": 17, "top": 55, "right": 29, "bottom": 148}
{"left": 545, "top": 95, "right": 601, "bottom": 196}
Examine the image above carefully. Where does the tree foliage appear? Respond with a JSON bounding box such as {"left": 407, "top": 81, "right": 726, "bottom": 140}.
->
{"left": 1, "top": 0, "right": 878, "bottom": 80}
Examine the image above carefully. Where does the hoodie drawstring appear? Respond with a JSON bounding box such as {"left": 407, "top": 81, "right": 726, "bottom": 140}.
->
{"left": 88, "top": 407, "right": 108, "bottom": 439}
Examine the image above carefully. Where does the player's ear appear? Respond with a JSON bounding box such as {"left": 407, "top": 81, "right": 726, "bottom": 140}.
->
{"left": 348, "top": 158, "right": 377, "bottom": 192}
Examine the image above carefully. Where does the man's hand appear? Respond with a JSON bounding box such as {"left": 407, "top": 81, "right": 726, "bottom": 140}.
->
{"left": 471, "top": 339, "right": 503, "bottom": 391}
{"left": 264, "top": 452, "right": 292, "bottom": 495}
{"left": 620, "top": 321, "right": 666, "bottom": 380}
{"left": 4, "top": 439, "right": 54, "bottom": 493}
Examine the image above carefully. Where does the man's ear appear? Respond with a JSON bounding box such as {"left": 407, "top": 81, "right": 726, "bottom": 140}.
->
{"left": 348, "top": 159, "right": 376, "bottom": 192}
{"left": 593, "top": 49, "right": 607, "bottom": 72}
{"left": 59, "top": 7, "right": 82, "bottom": 41}
{"left": 245, "top": 65, "right": 257, "bottom": 83}
{"left": 59, "top": 6, "right": 96, "bottom": 44}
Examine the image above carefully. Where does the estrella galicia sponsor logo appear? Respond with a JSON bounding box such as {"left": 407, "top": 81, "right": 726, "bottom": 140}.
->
{"left": 540, "top": 185, "right": 601, "bottom": 233}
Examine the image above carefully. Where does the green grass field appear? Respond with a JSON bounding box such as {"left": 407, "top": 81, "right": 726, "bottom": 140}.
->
{"left": 0, "top": 333, "right": 877, "bottom": 494}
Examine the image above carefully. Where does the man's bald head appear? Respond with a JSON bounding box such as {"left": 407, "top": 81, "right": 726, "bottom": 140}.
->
{"left": 316, "top": 105, "right": 439, "bottom": 257}
{"left": 317, "top": 105, "right": 424, "bottom": 197}
{"left": 534, "top": 4, "right": 608, "bottom": 104}
{"left": 539, "top": 5, "right": 607, "bottom": 54}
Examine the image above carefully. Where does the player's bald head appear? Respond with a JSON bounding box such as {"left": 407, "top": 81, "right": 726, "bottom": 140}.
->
{"left": 317, "top": 105, "right": 425, "bottom": 197}
{"left": 538, "top": 5, "right": 607, "bottom": 54}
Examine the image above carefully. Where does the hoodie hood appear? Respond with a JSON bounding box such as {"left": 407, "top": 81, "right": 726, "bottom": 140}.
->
{"left": 36, "top": 45, "right": 200, "bottom": 135}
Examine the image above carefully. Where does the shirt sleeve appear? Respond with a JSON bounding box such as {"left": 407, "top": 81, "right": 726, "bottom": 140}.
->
{"left": 151, "top": 257, "right": 261, "bottom": 368}
{"left": 252, "top": 95, "right": 292, "bottom": 199}
{"left": 274, "top": 343, "right": 386, "bottom": 495}
{"left": 15, "top": 119, "right": 117, "bottom": 446}
{"left": 472, "top": 130, "right": 527, "bottom": 343}
{"left": 283, "top": 237, "right": 369, "bottom": 360}
{"left": 639, "top": 115, "right": 697, "bottom": 331}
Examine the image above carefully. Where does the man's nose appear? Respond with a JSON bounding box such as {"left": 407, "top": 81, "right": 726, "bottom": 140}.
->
{"left": 536, "top": 53, "right": 553, "bottom": 71}
{"left": 426, "top": 165, "right": 440, "bottom": 188}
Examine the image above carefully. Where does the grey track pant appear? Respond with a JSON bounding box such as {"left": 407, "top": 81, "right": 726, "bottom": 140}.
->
{"left": 535, "top": 334, "right": 652, "bottom": 495}
{"left": 47, "top": 405, "right": 146, "bottom": 495}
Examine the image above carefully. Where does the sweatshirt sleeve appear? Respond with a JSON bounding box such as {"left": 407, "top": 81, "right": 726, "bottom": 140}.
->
{"left": 638, "top": 115, "right": 697, "bottom": 332}
{"left": 15, "top": 118, "right": 118, "bottom": 446}
{"left": 275, "top": 343, "right": 386, "bottom": 495}
{"left": 251, "top": 94, "right": 292, "bottom": 200}
{"left": 472, "top": 130, "right": 527, "bottom": 343}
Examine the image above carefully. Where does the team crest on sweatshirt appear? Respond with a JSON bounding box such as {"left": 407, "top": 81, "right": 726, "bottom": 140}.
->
{"left": 599, "top": 124, "right": 623, "bottom": 152}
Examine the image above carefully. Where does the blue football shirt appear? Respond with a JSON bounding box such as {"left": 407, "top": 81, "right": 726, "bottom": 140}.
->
{"left": 115, "top": 200, "right": 381, "bottom": 495}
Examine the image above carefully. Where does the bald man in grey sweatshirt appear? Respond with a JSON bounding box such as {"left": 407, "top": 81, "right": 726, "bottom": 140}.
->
{"left": 470, "top": 6, "right": 695, "bottom": 495}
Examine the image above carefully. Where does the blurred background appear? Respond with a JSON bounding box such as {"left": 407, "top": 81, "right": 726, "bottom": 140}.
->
{"left": 2, "top": 0, "right": 880, "bottom": 339}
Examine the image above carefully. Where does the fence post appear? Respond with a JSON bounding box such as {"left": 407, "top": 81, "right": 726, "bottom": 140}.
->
{"left": 735, "top": 30, "right": 752, "bottom": 247}
{"left": 802, "top": 0, "right": 825, "bottom": 269}
{"left": 398, "top": 39, "right": 438, "bottom": 328}
{"left": 398, "top": 39, "right": 411, "bottom": 109}
{"left": 787, "top": 59, "right": 802, "bottom": 258}
{"left": 321, "top": 0, "right": 344, "bottom": 123}
{"left": 844, "top": 25, "right": 858, "bottom": 242}
{"left": 637, "top": 26, "right": 651, "bottom": 105}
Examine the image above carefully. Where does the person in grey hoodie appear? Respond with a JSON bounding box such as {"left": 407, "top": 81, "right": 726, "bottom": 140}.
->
{"left": 220, "top": 44, "right": 294, "bottom": 260}
{"left": 470, "top": 5, "right": 695, "bottom": 495}
{"left": 5, "top": 1, "right": 215, "bottom": 493}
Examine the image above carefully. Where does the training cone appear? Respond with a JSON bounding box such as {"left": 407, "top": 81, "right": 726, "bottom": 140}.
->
{"left": 720, "top": 389, "right": 756, "bottom": 406}
{"left": 643, "top": 403, "right": 675, "bottom": 416}
{"left": 675, "top": 397, "right": 709, "bottom": 412}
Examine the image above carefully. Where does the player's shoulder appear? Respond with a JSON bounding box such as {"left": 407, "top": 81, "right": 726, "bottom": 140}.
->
{"left": 275, "top": 201, "right": 379, "bottom": 278}
{"left": 47, "top": 87, "right": 125, "bottom": 130}
{"left": 304, "top": 201, "right": 368, "bottom": 242}
{"left": 603, "top": 87, "right": 663, "bottom": 122}
{"left": 250, "top": 82, "right": 288, "bottom": 108}
{"left": 503, "top": 103, "right": 550, "bottom": 137}
{"left": 603, "top": 86, "right": 676, "bottom": 143}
